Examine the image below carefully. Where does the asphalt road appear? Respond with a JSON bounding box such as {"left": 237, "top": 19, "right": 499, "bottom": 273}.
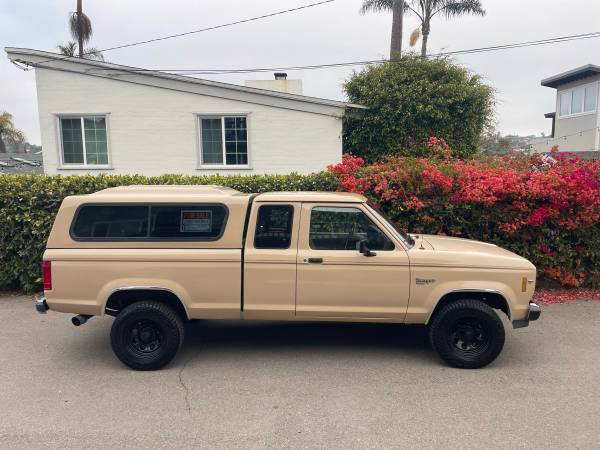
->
{"left": 1, "top": 294, "right": 599, "bottom": 449}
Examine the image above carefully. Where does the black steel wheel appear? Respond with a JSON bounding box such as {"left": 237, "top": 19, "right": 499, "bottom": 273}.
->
{"left": 110, "top": 300, "right": 184, "bottom": 371}
{"left": 429, "top": 299, "right": 505, "bottom": 369}
{"left": 127, "top": 320, "right": 162, "bottom": 354}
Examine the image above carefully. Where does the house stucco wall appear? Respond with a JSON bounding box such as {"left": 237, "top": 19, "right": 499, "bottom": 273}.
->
{"left": 35, "top": 68, "right": 344, "bottom": 175}
{"left": 532, "top": 75, "right": 600, "bottom": 154}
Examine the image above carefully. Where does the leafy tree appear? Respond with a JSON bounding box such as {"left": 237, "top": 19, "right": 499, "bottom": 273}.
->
{"left": 57, "top": 41, "right": 104, "bottom": 61}
{"left": 406, "top": 0, "right": 485, "bottom": 56}
{"left": 479, "top": 130, "right": 512, "bottom": 155}
{"left": 360, "top": 0, "right": 405, "bottom": 59}
{"left": 0, "top": 112, "right": 26, "bottom": 154}
{"left": 343, "top": 56, "right": 495, "bottom": 160}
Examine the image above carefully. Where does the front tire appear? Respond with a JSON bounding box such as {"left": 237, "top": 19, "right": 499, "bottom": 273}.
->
{"left": 110, "top": 300, "right": 184, "bottom": 370}
{"left": 429, "top": 299, "right": 505, "bottom": 369}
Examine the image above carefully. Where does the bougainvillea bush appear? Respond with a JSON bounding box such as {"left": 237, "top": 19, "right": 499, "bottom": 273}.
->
{"left": 328, "top": 139, "right": 600, "bottom": 288}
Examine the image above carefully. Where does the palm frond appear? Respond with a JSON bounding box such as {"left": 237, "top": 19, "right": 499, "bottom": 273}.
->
{"left": 83, "top": 47, "right": 105, "bottom": 61}
{"left": 404, "top": 0, "right": 425, "bottom": 21}
{"left": 3, "top": 128, "right": 26, "bottom": 144}
{"left": 57, "top": 41, "right": 77, "bottom": 57}
{"left": 0, "top": 112, "right": 26, "bottom": 144}
{"left": 57, "top": 41, "right": 104, "bottom": 61}
{"left": 69, "top": 11, "right": 93, "bottom": 43}
{"left": 360, "top": 0, "right": 395, "bottom": 14}
{"left": 434, "top": 0, "right": 485, "bottom": 18}
{"left": 0, "top": 112, "right": 14, "bottom": 129}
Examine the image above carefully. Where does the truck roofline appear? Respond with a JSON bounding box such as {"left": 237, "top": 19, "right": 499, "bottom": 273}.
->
{"left": 255, "top": 191, "right": 367, "bottom": 203}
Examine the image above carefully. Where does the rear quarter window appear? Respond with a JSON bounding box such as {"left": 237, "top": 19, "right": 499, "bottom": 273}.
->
{"left": 71, "top": 204, "right": 228, "bottom": 240}
{"left": 254, "top": 204, "right": 294, "bottom": 249}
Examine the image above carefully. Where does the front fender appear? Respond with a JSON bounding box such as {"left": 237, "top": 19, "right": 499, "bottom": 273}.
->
{"left": 405, "top": 276, "right": 519, "bottom": 324}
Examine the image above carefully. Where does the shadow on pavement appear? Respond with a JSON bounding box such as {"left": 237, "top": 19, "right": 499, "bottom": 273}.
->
{"left": 60, "top": 317, "right": 438, "bottom": 369}
{"left": 184, "top": 320, "right": 432, "bottom": 352}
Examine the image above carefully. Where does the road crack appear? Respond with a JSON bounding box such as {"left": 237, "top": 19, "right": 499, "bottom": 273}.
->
{"left": 178, "top": 354, "right": 195, "bottom": 416}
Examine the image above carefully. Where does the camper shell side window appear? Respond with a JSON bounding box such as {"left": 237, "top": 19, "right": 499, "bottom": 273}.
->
{"left": 70, "top": 203, "right": 229, "bottom": 241}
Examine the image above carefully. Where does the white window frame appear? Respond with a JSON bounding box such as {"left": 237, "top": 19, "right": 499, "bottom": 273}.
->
{"left": 56, "top": 114, "right": 112, "bottom": 169}
{"left": 197, "top": 114, "right": 251, "bottom": 170}
{"left": 557, "top": 82, "right": 598, "bottom": 118}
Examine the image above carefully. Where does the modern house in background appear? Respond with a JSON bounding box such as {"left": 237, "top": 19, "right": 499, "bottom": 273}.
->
{"left": 5, "top": 48, "right": 365, "bottom": 175}
{"left": 530, "top": 65, "right": 600, "bottom": 156}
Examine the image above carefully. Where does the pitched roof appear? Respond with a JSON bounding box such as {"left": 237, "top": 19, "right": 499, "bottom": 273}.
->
{"left": 0, "top": 153, "right": 43, "bottom": 174}
{"left": 541, "top": 64, "right": 600, "bottom": 88}
{"left": 5, "top": 47, "right": 366, "bottom": 115}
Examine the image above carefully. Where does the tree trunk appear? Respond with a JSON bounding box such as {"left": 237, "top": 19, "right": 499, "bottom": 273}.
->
{"left": 421, "top": 32, "right": 429, "bottom": 56}
{"left": 420, "top": 21, "right": 430, "bottom": 57}
{"left": 390, "top": 0, "right": 404, "bottom": 60}
{"left": 0, "top": 135, "right": 6, "bottom": 154}
{"left": 77, "top": 0, "right": 84, "bottom": 58}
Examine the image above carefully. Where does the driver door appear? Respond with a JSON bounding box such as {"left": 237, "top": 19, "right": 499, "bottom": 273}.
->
{"left": 296, "top": 203, "right": 410, "bottom": 319}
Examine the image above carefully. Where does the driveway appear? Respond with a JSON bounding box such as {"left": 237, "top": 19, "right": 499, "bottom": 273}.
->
{"left": 1, "top": 294, "right": 599, "bottom": 449}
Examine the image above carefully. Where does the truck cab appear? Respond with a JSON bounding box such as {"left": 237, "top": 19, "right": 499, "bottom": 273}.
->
{"left": 38, "top": 185, "right": 540, "bottom": 370}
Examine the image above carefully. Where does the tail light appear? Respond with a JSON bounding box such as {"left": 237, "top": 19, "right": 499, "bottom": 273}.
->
{"left": 42, "top": 261, "right": 52, "bottom": 291}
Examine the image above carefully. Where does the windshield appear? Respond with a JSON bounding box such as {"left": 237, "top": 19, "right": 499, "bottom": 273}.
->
{"left": 366, "top": 204, "right": 415, "bottom": 248}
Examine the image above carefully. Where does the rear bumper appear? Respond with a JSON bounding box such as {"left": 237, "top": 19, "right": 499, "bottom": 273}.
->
{"left": 512, "top": 302, "right": 541, "bottom": 329}
{"left": 35, "top": 297, "right": 49, "bottom": 313}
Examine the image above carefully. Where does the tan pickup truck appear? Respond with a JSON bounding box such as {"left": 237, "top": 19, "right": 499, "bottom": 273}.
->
{"left": 36, "top": 185, "right": 540, "bottom": 370}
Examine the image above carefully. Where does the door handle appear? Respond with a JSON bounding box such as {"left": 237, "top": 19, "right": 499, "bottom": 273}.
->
{"left": 307, "top": 257, "right": 323, "bottom": 264}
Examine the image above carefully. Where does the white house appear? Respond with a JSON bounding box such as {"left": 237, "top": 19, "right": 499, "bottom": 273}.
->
{"left": 6, "top": 48, "right": 365, "bottom": 175}
{"left": 530, "top": 65, "right": 600, "bottom": 156}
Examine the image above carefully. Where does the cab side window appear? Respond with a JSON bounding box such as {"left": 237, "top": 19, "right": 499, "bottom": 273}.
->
{"left": 254, "top": 204, "right": 294, "bottom": 249}
{"left": 309, "top": 207, "right": 394, "bottom": 251}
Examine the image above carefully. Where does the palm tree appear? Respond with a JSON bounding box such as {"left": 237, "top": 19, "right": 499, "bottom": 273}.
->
{"left": 0, "top": 112, "right": 26, "bottom": 154}
{"left": 58, "top": 1, "right": 104, "bottom": 60}
{"left": 361, "top": 0, "right": 405, "bottom": 59}
{"left": 69, "top": 0, "right": 93, "bottom": 58}
{"left": 57, "top": 41, "right": 104, "bottom": 60}
{"left": 406, "top": 0, "right": 485, "bottom": 56}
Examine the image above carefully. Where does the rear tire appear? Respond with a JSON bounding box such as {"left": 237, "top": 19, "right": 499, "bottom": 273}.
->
{"left": 110, "top": 300, "right": 184, "bottom": 371}
{"left": 429, "top": 299, "right": 505, "bottom": 369}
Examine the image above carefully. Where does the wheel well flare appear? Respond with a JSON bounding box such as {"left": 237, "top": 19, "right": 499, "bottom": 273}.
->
{"left": 105, "top": 289, "right": 188, "bottom": 320}
{"left": 430, "top": 291, "right": 510, "bottom": 323}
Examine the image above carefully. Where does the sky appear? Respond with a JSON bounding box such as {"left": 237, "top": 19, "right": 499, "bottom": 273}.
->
{"left": 1, "top": 0, "right": 599, "bottom": 145}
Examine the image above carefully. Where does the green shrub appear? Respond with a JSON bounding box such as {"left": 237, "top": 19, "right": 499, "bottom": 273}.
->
{"left": 0, "top": 172, "right": 337, "bottom": 292}
{"left": 343, "top": 56, "right": 495, "bottom": 161}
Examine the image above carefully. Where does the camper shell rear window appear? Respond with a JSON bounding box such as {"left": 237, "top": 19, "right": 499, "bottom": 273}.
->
{"left": 70, "top": 204, "right": 228, "bottom": 241}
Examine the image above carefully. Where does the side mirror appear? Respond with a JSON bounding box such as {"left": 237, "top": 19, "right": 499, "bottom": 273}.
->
{"left": 358, "top": 239, "right": 377, "bottom": 257}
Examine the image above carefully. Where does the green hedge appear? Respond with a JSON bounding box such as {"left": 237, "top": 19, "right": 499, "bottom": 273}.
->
{"left": 0, "top": 173, "right": 337, "bottom": 292}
